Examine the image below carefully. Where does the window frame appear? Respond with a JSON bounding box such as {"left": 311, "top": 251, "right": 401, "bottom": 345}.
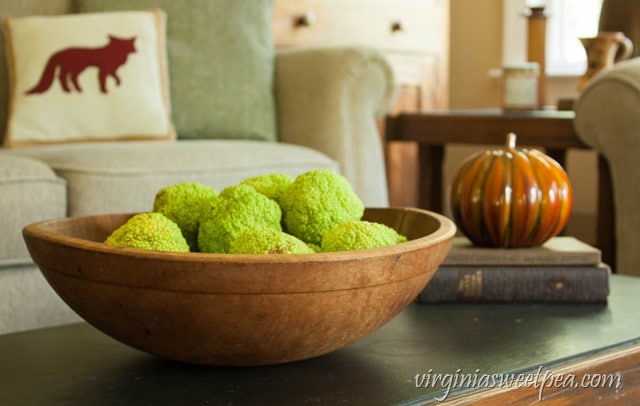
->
{"left": 502, "top": 0, "right": 603, "bottom": 77}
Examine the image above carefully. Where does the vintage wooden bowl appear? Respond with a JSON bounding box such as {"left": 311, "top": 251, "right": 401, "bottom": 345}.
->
{"left": 22, "top": 207, "right": 455, "bottom": 366}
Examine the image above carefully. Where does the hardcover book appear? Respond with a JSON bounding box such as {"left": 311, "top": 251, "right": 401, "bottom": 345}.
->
{"left": 420, "top": 237, "right": 609, "bottom": 303}
{"left": 442, "top": 236, "right": 602, "bottom": 267}
{"left": 419, "top": 263, "right": 610, "bottom": 303}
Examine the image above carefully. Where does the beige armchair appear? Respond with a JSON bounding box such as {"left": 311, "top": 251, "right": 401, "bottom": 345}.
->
{"left": 573, "top": 57, "right": 640, "bottom": 276}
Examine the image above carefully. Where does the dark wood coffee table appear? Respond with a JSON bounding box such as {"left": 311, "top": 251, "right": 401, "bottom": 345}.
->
{"left": 2, "top": 274, "right": 640, "bottom": 405}
{"left": 385, "top": 109, "right": 615, "bottom": 270}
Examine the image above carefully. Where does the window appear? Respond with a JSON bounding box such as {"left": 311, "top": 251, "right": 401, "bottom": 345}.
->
{"left": 502, "top": 0, "right": 603, "bottom": 76}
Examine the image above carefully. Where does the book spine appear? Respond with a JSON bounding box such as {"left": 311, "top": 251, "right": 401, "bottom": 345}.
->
{"left": 418, "top": 264, "right": 610, "bottom": 303}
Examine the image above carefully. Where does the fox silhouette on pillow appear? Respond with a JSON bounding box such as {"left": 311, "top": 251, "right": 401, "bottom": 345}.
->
{"left": 26, "top": 35, "right": 136, "bottom": 95}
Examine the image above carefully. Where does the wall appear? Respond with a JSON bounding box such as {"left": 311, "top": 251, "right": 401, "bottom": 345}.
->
{"left": 447, "top": 1, "right": 597, "bottom": 238}
{"left": 449, "top": 0, "right": 503, "bottom": 109}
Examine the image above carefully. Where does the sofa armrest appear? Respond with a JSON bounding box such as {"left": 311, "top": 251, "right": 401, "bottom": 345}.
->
{"left": 573, "top": 57, "right": 640, "bottom": 275}
{"left": 275, "top": 46, "right": 395, "bottom": 206}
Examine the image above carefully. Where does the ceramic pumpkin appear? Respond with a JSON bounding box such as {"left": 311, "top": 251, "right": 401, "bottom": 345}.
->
{"left": 450, "top": 133, "right": 573, "bottom": 248}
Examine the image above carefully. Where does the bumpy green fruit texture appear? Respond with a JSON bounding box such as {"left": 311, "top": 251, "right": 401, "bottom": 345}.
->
{"left": 305, "top": 243, "right": 322, "bottom": 253}
{"left": 105, "top": 212, "right": 190, "bottom": 252}
{"left": 321, "top": 220, "right": 407, "bottom": 252}
{"left": 279, "top": 169, "right": 364, "bottom": 245}
{"left": 198, "top": 185, "right": 282, "bottom": 253}
{"left": 229, "top": 227, "right": 314, "bottom": 254}
{"left": 153, "top": 182, "right": 217, "bottom": 251}
{"left": 240, "top": 173, "right": 293, "bottom": 204}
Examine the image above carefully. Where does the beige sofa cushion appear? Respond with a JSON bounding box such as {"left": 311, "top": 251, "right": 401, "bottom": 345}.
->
{"left": 0, "top": 266, "right": 81, "bottom": 334}
{"left": 0, "top": 154, "right": 66, "bottom": 267}
{"left": 8, "top": 140, "right": 339, "bottom": 216}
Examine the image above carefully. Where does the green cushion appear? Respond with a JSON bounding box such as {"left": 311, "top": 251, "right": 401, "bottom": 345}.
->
{"left": 77, "top": 0, "right": 277, "bottom": 142}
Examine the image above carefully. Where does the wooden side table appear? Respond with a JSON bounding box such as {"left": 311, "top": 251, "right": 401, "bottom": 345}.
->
{"left": 385, "top": 109, "right": 616, "bottom": 270}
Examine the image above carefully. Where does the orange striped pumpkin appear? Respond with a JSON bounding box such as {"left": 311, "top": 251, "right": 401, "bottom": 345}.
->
{"left": 450, "top": 133, "right": 573, "bottom": 248}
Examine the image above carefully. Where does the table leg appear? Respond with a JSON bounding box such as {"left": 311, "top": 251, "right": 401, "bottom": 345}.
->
{"left": 417, "top": 144, "right": 444, "bottom": 213}
{"left": 546, "top": 148, "right": 567, "bottom": 168}
{"left": 597, "top": 155, "right": 616, "bottom": 271}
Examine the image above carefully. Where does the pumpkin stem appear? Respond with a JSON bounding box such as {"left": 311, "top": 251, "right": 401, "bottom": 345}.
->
{"left": 506, "top": 133, "right": 517, "bottom": 149}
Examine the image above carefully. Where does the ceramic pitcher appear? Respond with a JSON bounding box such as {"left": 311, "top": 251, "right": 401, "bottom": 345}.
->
{"left": 578, "top": 31, "right": 633, "bottom": 91}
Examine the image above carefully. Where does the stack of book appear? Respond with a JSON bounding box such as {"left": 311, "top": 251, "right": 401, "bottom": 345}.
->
{"left": 418, "top": 236, "right": 610, "bottom": 303}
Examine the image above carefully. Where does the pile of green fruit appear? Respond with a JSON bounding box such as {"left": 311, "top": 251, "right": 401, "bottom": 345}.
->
{"left": 105, "top": 169, "right": 406, "bottom": 254}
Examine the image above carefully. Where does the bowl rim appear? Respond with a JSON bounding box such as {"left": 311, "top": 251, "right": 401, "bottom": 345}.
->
{"left": 23, "top": 207, "right": 457, "bottom": 264}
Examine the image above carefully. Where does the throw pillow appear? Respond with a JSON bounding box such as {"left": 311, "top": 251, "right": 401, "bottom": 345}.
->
{"left": 77, "top": 0, "right": 277, "bottom": 142}
{"left": 3, "top": 9, "right": 175, "bottom": 148}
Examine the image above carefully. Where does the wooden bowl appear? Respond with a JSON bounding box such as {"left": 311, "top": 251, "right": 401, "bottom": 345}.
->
{"left": 22, "top": 207, "right": 455, "bottom": 366}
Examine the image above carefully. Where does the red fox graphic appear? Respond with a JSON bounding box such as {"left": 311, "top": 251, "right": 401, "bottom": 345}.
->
{"left": 26, "top": 35, "right": 137, "bottom": 95}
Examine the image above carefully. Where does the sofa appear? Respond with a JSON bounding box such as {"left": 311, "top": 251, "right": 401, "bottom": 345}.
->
{"left": 0, "top": 1, "right": 394, "bottom": 334}
{"left": 573, "top": 57, "right": 640, "bottom": 277}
